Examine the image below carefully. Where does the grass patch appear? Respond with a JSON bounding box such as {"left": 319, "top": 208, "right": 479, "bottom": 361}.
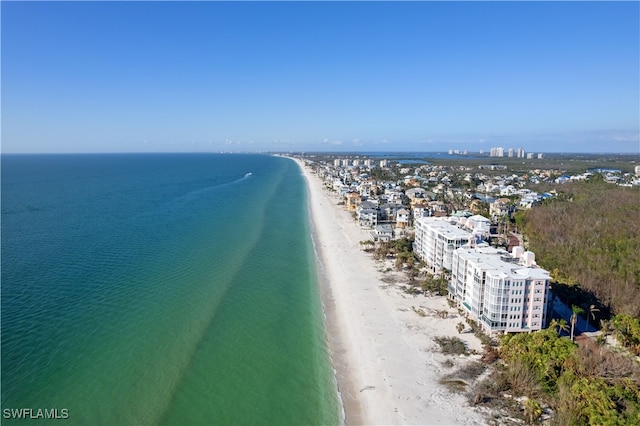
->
{"left": 434, "top": 336, "right": 468, "bottom": 355}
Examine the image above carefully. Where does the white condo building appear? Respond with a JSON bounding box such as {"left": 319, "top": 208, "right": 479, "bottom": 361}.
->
{"left": 414, "top": 217, "right": 473, "bottom": 272}
{"left": 449, "top": 246, "right": 550, "bottom": 334}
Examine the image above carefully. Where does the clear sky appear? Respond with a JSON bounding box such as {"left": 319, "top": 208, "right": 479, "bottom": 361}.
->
{"left": 2, "top": 1, "right": 639, "bottom": 154}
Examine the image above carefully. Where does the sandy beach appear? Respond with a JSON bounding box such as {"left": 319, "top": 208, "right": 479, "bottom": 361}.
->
{"left": 294, "top": 158, "right": 488, "bottom": 425}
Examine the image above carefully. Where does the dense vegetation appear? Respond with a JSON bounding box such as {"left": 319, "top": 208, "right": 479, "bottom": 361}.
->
{"left": 519, "top": 177, "right": 640, "bottom": 317}
{"left": 472, "top": 327, "right": 640, "bottom": 425}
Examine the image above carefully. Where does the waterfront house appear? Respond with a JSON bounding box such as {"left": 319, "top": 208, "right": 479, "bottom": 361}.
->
{"left": 372, "top": 224, "right": 394, "bottom": 242}
{"left": 346, "top": 191, "right": 362, "bottom": 211}
{"left": 396, "top": 209, "right": 410, "bottom": 228}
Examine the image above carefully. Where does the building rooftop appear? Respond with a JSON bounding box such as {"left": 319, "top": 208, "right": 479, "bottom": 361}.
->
{"left": 417, "top": 217, "right": 472, "bottom": 241}
{"left": 454, "top": 246, "right": 550, "bottom": 280}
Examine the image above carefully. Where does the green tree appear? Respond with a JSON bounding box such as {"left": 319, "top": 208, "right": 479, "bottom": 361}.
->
{"left": 500, "top": 328, "right": 577, "bottom": 393}
{"left": 570, "top": 305, "right": 584, "bottom": 341}
{"left": 549, "top": 318, "right": 569, "bottom": 336}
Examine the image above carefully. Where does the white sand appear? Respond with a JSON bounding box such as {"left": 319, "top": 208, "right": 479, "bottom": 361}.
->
{"left": 293, "top": 158, "right": 488, "bottom": 425}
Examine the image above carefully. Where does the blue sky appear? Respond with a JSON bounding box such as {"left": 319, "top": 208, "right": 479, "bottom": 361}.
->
{"left": 2, "top": 1, "right": 639, "bottom": 154}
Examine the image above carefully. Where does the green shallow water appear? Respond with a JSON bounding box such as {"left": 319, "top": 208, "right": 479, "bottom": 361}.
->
{"left": 1, "top": 153, "right": 340, "bottom": 425}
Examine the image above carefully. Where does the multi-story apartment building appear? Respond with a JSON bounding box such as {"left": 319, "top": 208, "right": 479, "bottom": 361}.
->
{"left": 517, "top": 147, "right": 526, "bottom": 158}
{"left": 414, "top": 217, "right": 472, "bottom": 272}
{"left": 490, "top": 147, "right": 505, "bottom": 157}
{"left": 449, "top": 246, "right": 550, "bottom": 334}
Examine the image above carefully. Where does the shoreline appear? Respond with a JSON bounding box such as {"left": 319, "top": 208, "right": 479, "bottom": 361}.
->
{"left": 291, "top": 156, "right": 488, "bottom": 425}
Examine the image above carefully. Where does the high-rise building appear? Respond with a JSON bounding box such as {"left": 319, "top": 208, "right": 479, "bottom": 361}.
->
{"left": 449, "top": 246, "right": 550, "bottom": 334}
{"left": 490, "top": 147, "right": 505, "bottom": 157}
{"left": 413, "top": 217, "right": 472, "bottom": 272}
{"left": 517, "top": 147, "right": 525, "bottom": 158}
{"left": 508, "top": 148, "right": 514, "bottom": 158}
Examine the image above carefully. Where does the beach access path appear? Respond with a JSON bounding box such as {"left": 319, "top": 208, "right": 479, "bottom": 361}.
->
{"left": 295, "top": 158, "right": 488, "bottom": 425}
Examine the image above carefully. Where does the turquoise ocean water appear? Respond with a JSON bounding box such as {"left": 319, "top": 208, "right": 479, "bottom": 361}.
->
{"left": 1, "top": 154, "right": 340, "bottom": 425}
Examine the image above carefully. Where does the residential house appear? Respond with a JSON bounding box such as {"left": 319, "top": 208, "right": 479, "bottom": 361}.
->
{"left": 357, "top": 201, "right": 380, "bottom": 227}
{"left": 346, "top": 191, "right": 362, "bottom": 211}
{"left": 379, "top": 202, "right": 403, "bottom": 222}
{"left": 371, "top": 224, "right": 394, "bottom": 242}
{"left": 412, "top": 203, "right": 430, "bottom": 220}
{"left": 396, "top": 208, "right": 410, "bottom": 228}
{"left": 490, "top": 198, "right": 512, "bottom": 218}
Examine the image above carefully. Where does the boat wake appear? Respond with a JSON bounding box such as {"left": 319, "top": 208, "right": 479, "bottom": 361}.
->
{"left": 160, "top": 172, "right": 253, "bottom": 213}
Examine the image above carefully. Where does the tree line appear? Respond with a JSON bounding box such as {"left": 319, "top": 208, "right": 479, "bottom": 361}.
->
{"left": 520, "top": 177, "right": 640, "bottom": 318}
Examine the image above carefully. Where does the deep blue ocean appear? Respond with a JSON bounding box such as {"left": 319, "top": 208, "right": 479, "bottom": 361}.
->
{"left": 1, "top": 153, "right": 340, "bottom": 425}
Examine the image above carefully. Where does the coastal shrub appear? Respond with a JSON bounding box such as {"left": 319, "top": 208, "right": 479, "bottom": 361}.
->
{"left": 611, "top": 314, "right": 640, "bottom": 356}
{"left": 504, "top": 360, "right": 543, "bottom": 397}
{"left": 575, "top": 339, "right": 640, "bottom": 381}
{"left": 555, "top": 372, "right": 640, "bottom": 426}
{"left": 434, "top": 336, "right": 467, "bottom": 355}
{"left": 480, "top": 346, "right": 500, "bottom": 365}
{"left": 420, "top": 275, "right": 449, "bottom": 296}
{"left": 500, "top": 328, "right": 576, "bottom": 393}
{"left": 523, "top": 398, "right": 543, "bottom": 424}
{"left": 456, "top": 361, "right": 486, "bottom": 381}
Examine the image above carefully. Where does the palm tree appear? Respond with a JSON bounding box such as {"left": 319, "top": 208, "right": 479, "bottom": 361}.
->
{"left": 557, "top": 318, "right": 570, "bottom": 336}
{"left": 585, "top": 304, "right": 600, "bottom": 331}
{"left": 570, "top": 305, "right": 584, "bottom": 341}
{"left": 549, "top": 318, "right": 569, "bottom": 336}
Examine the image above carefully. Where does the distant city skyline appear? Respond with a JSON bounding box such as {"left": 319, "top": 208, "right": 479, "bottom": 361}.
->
{"left": 2, "top": 2, "right": 639, "bottom": 154}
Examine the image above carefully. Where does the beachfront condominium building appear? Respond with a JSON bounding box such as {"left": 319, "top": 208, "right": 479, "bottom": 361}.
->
{"left": 414, "top": 217, "right": 472, "bottom": 272}
{"left": 449, "top": 246, "right": 550, "bottom": 334}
